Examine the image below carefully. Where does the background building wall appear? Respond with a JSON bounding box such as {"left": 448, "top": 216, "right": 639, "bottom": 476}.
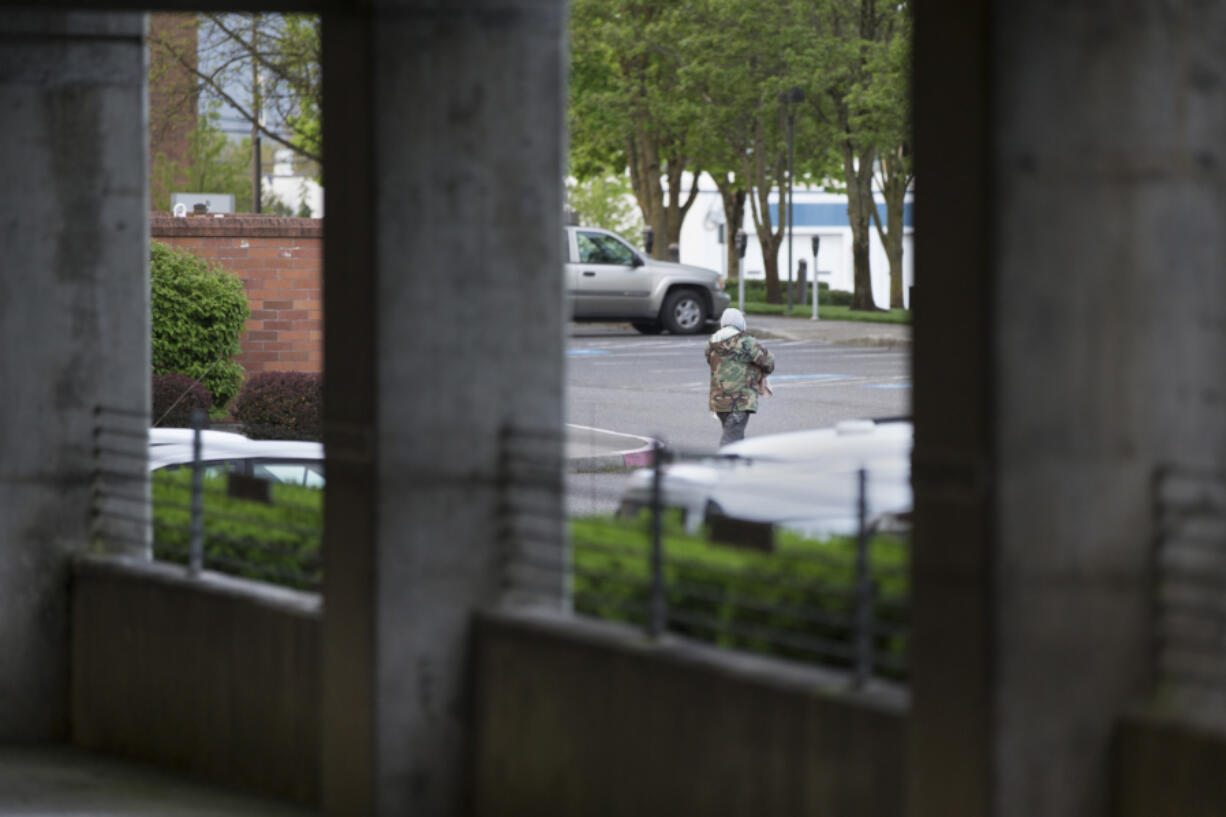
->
{"left": 148, "top": 12, "right": 198, "bottom": 207}
{"left": 152, "top": 213, "right": 323, "bottom": 376}
{"left": 678, "top": 183, "right": 914, "bottom": 309}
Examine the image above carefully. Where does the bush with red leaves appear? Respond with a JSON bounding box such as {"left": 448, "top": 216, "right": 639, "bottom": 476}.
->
{"left": 152, "top": 373, "right": 213, "bottom": 428}
{"left": 231, "top": 371, "right": 322, "bottom": 441}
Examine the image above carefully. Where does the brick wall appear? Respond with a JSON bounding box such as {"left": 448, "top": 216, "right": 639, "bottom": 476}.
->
{"left": 152, "top": 213, "right": 323, "bottom": 375}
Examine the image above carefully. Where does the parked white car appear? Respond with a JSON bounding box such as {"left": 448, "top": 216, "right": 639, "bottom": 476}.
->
{"left": 149, "top": 428, "right": 325, "bottom": 487}
{"left": 618, "top": 420, "right": 912, "bottom": 537}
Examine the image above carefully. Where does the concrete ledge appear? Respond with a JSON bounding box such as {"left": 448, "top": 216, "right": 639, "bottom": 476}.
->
{"left": 151, "top": 212, "right": 323, "bottom": 239}
{"left": 70, "top": 555, "right": 320, "bottom": 806}
{"left": 1117, "top": 711, "right": 1226, "bottom": 817}
{"left": 473, "top": 605, "right": 908, "bottom": 817}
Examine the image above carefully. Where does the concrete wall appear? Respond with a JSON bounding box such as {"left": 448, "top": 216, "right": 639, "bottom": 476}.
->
{"left": 1116, "top": 713, "right": 1226, "bottom": 817}
{"left": 152, "top": 213, "right": 324, "bottom": 374}
{"left": 472, "top": 608, "right": 908, "bottom": 817}
{"left": 910, "top": 3, "right": 1226, "bottom": 816}
{"left": 0, "top": 10, "right": 149, "bottom": 742}
{"left": 71, "top": 555, "right": 321, "bottom": 805}
{"left": 319, "top": 3, "right": 569, "bottom": 813}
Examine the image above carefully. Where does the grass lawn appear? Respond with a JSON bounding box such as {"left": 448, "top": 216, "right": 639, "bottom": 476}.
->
{"left": 742, "top": 302, "right": 911, "bottom": 324}
{"left": 725, "top": 280, "right": 911, "bottom": 325}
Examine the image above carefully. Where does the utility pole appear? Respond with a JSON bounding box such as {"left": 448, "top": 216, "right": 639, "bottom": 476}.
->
{"left": 251, "top": 13, "right": 262, "bottom": 213}
{"left": 779, "top": 87, "right": 804, "bottom": 312}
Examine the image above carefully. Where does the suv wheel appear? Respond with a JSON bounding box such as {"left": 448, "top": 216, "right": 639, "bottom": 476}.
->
{"left": 631, "top": 321, "right": 662, "bottom": 335}
{"left": 661, "top": 289, "right": 706, "bottom": 334}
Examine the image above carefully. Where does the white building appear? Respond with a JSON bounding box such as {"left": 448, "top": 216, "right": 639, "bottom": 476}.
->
{"left": 677, "top": 175, "right": 914, "bottom": 310}
{"left": 263, "top": 149, "right": 324, "bottom": 218}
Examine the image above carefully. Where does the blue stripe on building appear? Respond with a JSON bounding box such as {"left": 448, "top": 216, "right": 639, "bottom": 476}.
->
{"left": 768, "top": 201, "right": 914, "bottom": 229}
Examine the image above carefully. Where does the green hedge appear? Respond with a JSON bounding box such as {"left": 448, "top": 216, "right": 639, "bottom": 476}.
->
{"left": 570, "top": 513, "right": 908, "bottom": 674}
{"left": 152, "top": 469, "right": 322, "bottom": 590}
{"left": 151, "top": 241, "right": 250, "bottom": 407}
{"left": 149, "top": 482, "right": 907, "bottom": 675}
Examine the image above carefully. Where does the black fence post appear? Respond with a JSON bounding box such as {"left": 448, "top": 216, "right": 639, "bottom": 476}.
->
{"left": 189, "top": 409, "right": 205, "bottom": 575}
{"left": 649, "top": 441, "right": 667, "bottom": 638}
{"left": 852, "top": 467, "right": 875, "bottom": 687}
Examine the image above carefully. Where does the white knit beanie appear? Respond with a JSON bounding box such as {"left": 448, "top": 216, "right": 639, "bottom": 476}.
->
{"left": 719, "top": 307, "right": 746, "bottom": 332}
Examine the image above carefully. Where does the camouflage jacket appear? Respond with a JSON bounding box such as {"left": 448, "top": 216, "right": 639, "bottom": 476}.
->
{"left": 705, "top": 327, "right": 775, "bottom": 412}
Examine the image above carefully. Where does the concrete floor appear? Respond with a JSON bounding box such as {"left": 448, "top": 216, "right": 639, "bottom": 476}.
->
{"left": 0, "top": 744, "right": 318, "bottom": 816}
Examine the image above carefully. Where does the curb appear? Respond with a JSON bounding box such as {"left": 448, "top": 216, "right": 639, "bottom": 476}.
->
{"left": 748, "top": 325, "right": 912, "bottom": 350}
{"left": 566, "top": 424, "right": 658, "bottom": 474}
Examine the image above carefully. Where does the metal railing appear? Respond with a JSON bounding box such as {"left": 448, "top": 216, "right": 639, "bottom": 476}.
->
{"left": 502, "top": 427, "right": 911, "bottom": 686}
{"left": 93, "top": 407, "right": 323, "bottom": 591}
{"left": 92, "top": 405, "right": 153, "bottom": 556}
{"left": 1154, "top": 465, "right": 1226, "bottom": 718}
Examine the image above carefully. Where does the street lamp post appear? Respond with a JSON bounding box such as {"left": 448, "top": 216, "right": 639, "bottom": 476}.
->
{"left": 779, "top": 87, "right": 804, "bottom": 313}
{"left": 735, "top": 229, "right": 748, "bottom": 314}
{"left": 811, "top": 234, "right": 821, "bottom": 321}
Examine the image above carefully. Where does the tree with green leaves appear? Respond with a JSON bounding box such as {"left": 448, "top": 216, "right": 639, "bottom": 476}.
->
{"left": 569, "top": 0, "right": 701, "bottom": 259}
{"left": 795, "top": 0, "right": 911, "bottom": 311}
{"left": 151, "top": 242, "right": 250, "bottom": 407}
{"left": 566, "top": 172, "right": 645, "bottom": 244}
{"left": 149, "top": 13, "right": 321, "bottom": 169}
{"left": 678, "top": 0, "right": 840, "bottom": 303}
{"left": 865, "top": 11, "right": 914, "bottom": 309}
{"left": 151, "top": 106, "right": 258, "bottom": 212}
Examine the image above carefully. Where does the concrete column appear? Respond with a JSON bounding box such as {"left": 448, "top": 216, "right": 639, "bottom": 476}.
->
{"left": 0, "top": 11, "right": 149, "bottom": 740}
{"left": 911, "top": 2, "right": 1226, "bottom": 816}
{"left": 321, "top": 2, "right": 567, "bottom": 814}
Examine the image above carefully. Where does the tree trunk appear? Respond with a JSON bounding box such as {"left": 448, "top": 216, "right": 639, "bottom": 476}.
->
{"left": 745, "top": 125, "right": 786, "bottom": 303}
{"left": 842, "top": 143, "right": 880, "bottom": 311}
{"left": 713, "top": 176, "right": 746, "bottom": 281}
{"left": 871, "top": 156, "right": 909, "bottom": 309}
{"left": 662, "top": 160, "right": 701, "bottom": 259}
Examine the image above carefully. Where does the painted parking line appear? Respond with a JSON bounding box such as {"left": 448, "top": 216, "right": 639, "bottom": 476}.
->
{"left": 566, "top": 349, "right": 612, "bottom": 356}
{"left": 769, "top": 373, "right": 850, "bottom": 382}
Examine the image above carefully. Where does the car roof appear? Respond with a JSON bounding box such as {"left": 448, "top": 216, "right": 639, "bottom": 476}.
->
{"left": 720, "top": 419, "right": 912, "bottom": 464}
{"left": 623, "top": 419, "right": 912, "bottom": 537}
{"left": 148, "top": 428, "right": 323, "bottom": 471}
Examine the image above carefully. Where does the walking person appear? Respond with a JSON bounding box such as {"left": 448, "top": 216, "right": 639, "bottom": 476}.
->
{"left": 705, "top": 307, "right": 775, "bottom": 446}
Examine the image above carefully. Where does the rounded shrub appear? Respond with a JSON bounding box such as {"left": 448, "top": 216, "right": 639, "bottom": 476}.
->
{"left": 151, "top": 241, "right": 250, "bottom": 407}
{"left": 231, "top": 371, "right": 322, "bottom": 441}
{"left": 152, "top": 372, "right": 213, "bottom": 428}
{"left": 821, "top": 288, "right": 854, "bottom": 307}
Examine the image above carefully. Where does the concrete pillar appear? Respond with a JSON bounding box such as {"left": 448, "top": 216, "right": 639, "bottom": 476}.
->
{"left": 320, "top": 2, "right": 567, "bottom": 814}
{"left": 911, "top": 3, "right": 1226, "bottom": 816}
{"left": 0, "top": 11, "right": 149, "bottom": 740}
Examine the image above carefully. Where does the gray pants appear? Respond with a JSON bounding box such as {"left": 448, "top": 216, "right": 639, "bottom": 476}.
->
{"left": 717, "top": 410, "right": 750, "bottom": 446}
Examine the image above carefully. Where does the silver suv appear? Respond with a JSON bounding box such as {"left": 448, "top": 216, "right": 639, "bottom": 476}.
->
{"left": 565, "top": 225, "right": 730, "bottom": 334}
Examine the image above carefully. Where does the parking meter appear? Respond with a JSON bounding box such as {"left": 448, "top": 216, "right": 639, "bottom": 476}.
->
{"left": 810, "top": 235, "right": 821, "bottom": 320}
{"left": 642, "top": 226, "right": 654, "bottom": 256}
{"left": 734, "top": 230, "right": 748, "bottom": 312}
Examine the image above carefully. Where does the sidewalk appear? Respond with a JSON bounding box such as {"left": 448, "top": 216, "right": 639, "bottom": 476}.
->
{"left": 744, "top": 313, "right": 912, "bottom": 349}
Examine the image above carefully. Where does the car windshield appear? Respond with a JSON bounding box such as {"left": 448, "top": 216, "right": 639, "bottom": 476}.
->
{"left": 253, "top": 461, "right": 325, "bottom": 488}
